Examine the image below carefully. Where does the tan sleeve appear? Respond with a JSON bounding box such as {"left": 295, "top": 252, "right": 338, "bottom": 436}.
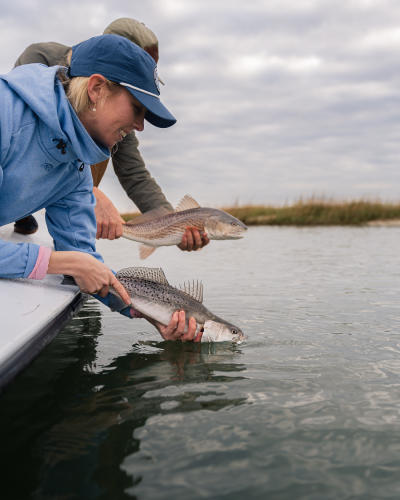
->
{"left": 111, "top": 132, "right": 173, "bottom": 213}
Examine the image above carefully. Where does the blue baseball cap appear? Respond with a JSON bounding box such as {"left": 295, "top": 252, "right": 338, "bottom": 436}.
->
{"left": 69, "top": 34, "right": 176, "bottom": 128}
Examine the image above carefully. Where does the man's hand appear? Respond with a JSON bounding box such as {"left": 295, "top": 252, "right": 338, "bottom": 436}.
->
{"left": 178, "top": 227, "right": 210, "bottom": 252}
{"left": 93, "top": 187, "right": 125, "bottom": 240}
{"left": 147, "top": 310, "right": 203, "bottom": 342}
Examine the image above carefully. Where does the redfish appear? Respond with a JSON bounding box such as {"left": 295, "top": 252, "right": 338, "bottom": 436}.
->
{"left": 122, "top": 195, "right": 247, "bottom": 259}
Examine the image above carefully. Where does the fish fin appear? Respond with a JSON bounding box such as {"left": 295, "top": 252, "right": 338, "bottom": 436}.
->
{"left": 179, "top": 279, "right": 204, "bottom": 303}
{"left": 175, "top": 194, "right": 201, "bottom": 212}
{"left": 116, "top": 267, "right": 169, "bottom": 285}
{"left": 139, "top": 244, "right": 156, "bottom": 259}
{"left": 125, "top": 207, "right": 173, "bottom": 226}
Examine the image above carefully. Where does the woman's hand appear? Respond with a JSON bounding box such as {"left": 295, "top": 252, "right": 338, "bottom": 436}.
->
{"left": 146, "top": 310, "right": 203, "bottom": 342}
{"left": 93, "top": 187, "right": 125, "bottom": 240}
{"left": 178, "top": 227, "right": 210, "bottom": 252}
{"left": 47, "top": 251, "right": 131, "bottom": 306}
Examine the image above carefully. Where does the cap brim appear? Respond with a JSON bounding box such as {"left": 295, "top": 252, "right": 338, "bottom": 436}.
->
{"left": 126, "top": 88, "right": 176, "bottom": 128}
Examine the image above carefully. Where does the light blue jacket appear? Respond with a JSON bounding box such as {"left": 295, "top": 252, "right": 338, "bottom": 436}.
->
{"left": 0, "top": 64, "right": 110, "bottom": 278}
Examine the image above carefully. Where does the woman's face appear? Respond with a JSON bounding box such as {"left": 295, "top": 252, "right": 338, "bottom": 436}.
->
{"left": 83, "top": 83, "right": 146, "bottom": 149}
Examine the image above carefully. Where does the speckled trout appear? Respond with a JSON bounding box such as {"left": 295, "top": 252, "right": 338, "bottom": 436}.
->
{"left": 111, "top": 267, "right": 245, "bottom": 343}
{"left": 122, "top": 195, "right": 248, "bottom": 259}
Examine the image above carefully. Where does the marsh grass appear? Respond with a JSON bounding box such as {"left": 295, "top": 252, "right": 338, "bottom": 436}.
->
{"left": 122, "top": 199, "right": 400, "bottom": 226}
{"left": 223, "top": 199, "right": 400, "bottom": 225}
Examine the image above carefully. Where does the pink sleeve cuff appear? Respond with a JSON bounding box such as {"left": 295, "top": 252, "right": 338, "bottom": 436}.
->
{"left": 28, "top": 246, "right": 52, "bottom": 280}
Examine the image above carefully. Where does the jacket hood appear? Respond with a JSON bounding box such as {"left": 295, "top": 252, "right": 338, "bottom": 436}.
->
{"left": 0, "top": 64, "right": 109, "bottom": 165}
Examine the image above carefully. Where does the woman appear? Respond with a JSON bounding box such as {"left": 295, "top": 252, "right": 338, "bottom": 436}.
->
{"left": 13, "top": 17, "right": 209, "bottom": 252}
{"left": 0, "top": 34, "right": 200, "bottom": 342}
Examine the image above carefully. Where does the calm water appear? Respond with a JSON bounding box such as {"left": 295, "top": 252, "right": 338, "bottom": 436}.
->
{"left": 2, "top": 226, "right": 400, "bottom": 499}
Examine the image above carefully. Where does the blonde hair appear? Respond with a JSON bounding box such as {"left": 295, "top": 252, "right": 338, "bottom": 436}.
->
{"left": 65, "top": 76, "right": 93, "bottom": 114}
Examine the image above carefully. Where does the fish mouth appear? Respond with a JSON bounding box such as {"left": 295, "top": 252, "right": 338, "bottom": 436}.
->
{"left": 215, "top": 233, "right": 245, "bottom": 240}
{"left": 232, "top": 333, "right": 245, "bottom": 344}
{"left": 227, "top": 227, "right": 247, "bottom": 239}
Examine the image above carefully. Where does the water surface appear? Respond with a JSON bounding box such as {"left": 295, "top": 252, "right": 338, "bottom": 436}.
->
{"left": 2, "top": 226, "right": 400, "bottom": 499}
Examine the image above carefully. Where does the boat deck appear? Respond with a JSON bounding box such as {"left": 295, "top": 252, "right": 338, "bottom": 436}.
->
{"left": 0, "top": 211, "right": 84, "bottom": 391}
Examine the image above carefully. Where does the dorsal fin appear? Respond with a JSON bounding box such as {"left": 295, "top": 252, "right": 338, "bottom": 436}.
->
{"left": 178, "top": 279, "right": 203, "bottom": 303}
{"left": 125, "top": 206, "right": 172, "bottom": 226}
{"left": 116, "top": 266, "right": 169, "bottom": 285}
{"left": 175, "top": 194, "right": 201, "bottom": 212}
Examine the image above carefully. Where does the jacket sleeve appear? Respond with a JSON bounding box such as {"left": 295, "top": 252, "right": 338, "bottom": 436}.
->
{"left": 0, "top": 239, "right": 41, "bottom": 279}
{"left": 0, "top": 168, "right": 40, "bottom": 279}
{"left": 0, "top": 183, "right": 102, "bottom": 279}
{"left": 0, "top": 100, "right": 41, "bottom": 279}
{"left": 45, "top": 178, "right": 104, "bottom": 263}
{"left": 112, "top": 132, "right": 173, "bottom": 213}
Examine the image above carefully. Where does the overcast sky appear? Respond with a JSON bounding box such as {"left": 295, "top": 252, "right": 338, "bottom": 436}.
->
{"left": 2, "top": 0, "right": 400, "bottom": 210}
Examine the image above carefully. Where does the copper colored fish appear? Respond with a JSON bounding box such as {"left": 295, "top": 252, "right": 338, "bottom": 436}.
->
{"left": 122, "top": 195, "right": 247, "bottom": 259}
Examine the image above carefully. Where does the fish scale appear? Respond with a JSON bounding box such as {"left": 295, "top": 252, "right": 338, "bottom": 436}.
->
{"left": 125, "top": 210, "right": 209, "bottom": 240}
{"left": 118, "top": 277, "right": 212, "bottom": 319}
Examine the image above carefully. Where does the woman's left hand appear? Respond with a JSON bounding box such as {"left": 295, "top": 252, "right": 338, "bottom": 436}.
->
{"left": 178, "top": 227, "right": 210, "bottom": 252}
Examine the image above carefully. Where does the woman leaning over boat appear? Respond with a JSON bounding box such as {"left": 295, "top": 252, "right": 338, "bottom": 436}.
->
{"left": 0, "top": 34, "right": 200, "bottom": 342}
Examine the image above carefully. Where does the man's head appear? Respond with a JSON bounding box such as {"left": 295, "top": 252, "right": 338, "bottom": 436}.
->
{"left": 103, "top": 18, "right": 159, "bottom": 63}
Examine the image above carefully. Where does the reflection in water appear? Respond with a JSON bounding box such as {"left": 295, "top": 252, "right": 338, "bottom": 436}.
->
{"left": 0, "top": 304, "right": 246, "bottom": 500}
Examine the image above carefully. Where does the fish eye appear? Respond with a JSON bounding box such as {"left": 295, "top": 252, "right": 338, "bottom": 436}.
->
{"left": 231, "top": 222, "right": 238, "bottom": 226}
{"left": 231, "top": 328, "right": 238, "bottom": 334}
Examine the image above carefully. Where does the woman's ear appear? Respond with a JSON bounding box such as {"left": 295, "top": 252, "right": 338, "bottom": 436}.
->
{"left": 87, "top": 74, "right": 107, "bottom": 107}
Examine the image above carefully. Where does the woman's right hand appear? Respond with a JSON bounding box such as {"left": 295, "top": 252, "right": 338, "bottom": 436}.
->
{"left": 47, "top": 251, "right": 131, "bottom": 306}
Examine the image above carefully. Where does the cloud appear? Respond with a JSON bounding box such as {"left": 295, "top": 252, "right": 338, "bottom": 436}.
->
{"left": 2, "top": 0, "right": 400, "bottom": 210}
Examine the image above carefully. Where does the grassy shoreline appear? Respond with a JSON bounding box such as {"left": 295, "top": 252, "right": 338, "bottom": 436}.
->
{"left": 122, "top": 200, "right": 400, "bottom": 226}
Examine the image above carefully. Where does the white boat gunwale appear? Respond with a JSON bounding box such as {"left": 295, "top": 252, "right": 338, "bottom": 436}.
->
{"left": 0, "top": 291, "right": 84, "bottom": 392}
{"left": 0, "top": 211, "right": 85, "bottom": 392}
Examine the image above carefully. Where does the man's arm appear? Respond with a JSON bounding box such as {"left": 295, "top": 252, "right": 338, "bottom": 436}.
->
{"left": 111, "top": 132, "right": 209, "bottom": 250}
{"left": 112, "top": 131, "right": 173, "bottom": 213}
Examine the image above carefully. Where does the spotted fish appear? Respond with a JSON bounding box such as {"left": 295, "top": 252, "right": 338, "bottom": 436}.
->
{"left": 111, "top": 266, "right": 245, "bottom": 343}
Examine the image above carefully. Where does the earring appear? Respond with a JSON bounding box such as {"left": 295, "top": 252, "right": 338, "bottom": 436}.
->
{"left": 92, "top": 106, "right": 96, "bottom": 112}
